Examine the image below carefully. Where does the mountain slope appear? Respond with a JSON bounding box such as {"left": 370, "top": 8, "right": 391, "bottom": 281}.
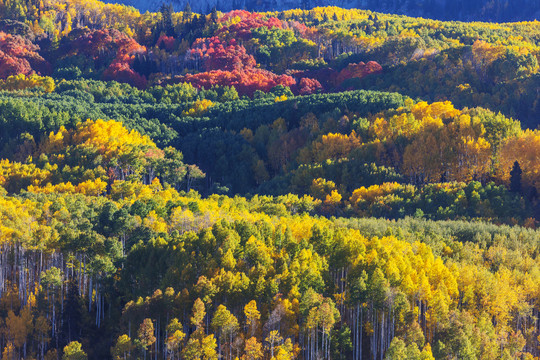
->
{"left": 113, "top": 0, "right": 540, "bottom": 22}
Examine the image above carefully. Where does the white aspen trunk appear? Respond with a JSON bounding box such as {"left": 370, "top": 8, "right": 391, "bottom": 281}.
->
{"left": 88, "top": 277, "right": 93, "bottom": 312}
{"left": 95, "top": 287, "right": 99, "bottom": 326}
{"left": 316, "top": 325, "right": 319, "bottom": 359}
{"left": 155, "top": 318, "right": 161, "bottom": 360}
{"left": 306, "top": 331, "right": 309, "bottom": 360}
{"left": 312, "top": 329, "right": 315, "bottom": 360}
{"left": 372, "top": 307, "right": 376, "bottom": 360}
{"left": 380, "top": 311, "right": 384, "bottom": 360}
{"left": 360, "top": 306, "right": 363, "bottom": 360}
{"left": 352, "top": 305, "right": 355, "bottom": 360}
{"left": 328, "top": 331, "right": 331, "bottom": 359}
{"left": 52, "top": 292, "right": 56, "bottom": 339}
{"left": 229, "top": 331, "right": 233, "bottom": 360}
{"left": 322, "top": 330, "right": 325, "bottom": 359}
{"left": 61, "top": 279, "right": 64, "bottom": 321}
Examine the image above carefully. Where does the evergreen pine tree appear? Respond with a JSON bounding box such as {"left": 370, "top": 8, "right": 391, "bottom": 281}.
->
{"left": 183, "top": 2, "right": 192, "bottom": 23}
{"left": 210, "top": 6, "right": 218, "bottom": 23}
{"left": 160, "top": 3, "right": 175, "bottom": 36}
{"left": 510, "top": 161, "right": 522, "bottom": 193}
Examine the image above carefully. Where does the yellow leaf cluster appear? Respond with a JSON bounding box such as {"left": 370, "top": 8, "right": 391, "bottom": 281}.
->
{"left": 27, "top": 178, "right": 107, "bottom": 196}
{"left": 498, "top": 129, "right": 540, "bottom": 192}
{"left": 349, "top": 182, "right": 404, "bottom": 205}
{"left": 72, "top": 119, "right": 155, "bottom": 161}
{"left": 0, "top": 74, "right": 55, "bottom": 93}
{"left": 182, "top": 99, "right": 214, "bottom": 117}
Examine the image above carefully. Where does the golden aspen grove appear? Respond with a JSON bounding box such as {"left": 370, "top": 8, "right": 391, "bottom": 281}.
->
{"left": 0, "top": 0, "right": 539, "bottom": 359}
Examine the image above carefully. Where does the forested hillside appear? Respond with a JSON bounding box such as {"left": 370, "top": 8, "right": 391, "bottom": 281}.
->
{"left": 110, "top": 0, "right": 540, "bottom": 23}
{"left": 0, "top": 0, "right": 540, "bottom": 359}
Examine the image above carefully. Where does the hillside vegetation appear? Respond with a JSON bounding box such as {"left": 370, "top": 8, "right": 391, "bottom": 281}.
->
{"left": 109, "top": 0, "right": 540, "bottom": 23}
{"left": 0, "top": 1, "right": 539, "bottom": 359}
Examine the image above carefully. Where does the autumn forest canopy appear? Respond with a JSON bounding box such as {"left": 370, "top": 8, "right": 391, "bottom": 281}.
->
{"left": 0, "top": 0, "right": 540, "bottom": 359}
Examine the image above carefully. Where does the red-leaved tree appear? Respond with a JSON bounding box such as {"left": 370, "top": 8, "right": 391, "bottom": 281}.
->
{"left": 217, "top": 10, "right": 283, "bottom": 40}
{"left": 63, "top": 29, "right": 147, "bottom": 88}
{"left": 186, "top": 37, "right": 256, "bottom": 72}
{"left": 179, "top": 68, "right": 295, "bottom": 97}
{"left": 334, "top": 61, "right": 383, "bottom": 86}
{"left": 296, "top": 77, "right": 323, "bottom": 95}
{"left": 0, "top": 31, "right": 50, "bottom": 79}
{"left": 156, "top": 35, "right": 175, "bottom": 51}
